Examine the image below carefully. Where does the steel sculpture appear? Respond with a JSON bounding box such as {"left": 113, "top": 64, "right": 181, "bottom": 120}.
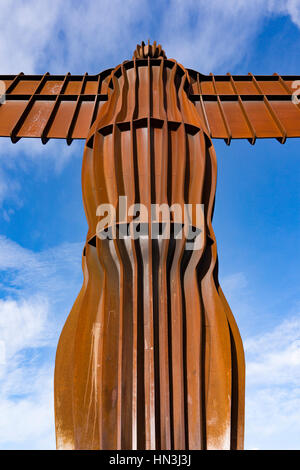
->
{"left": 0, "top": 42, "right": 299, "bottom": 450}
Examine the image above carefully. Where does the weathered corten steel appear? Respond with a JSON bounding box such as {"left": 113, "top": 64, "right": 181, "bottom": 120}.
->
{"left": 54, "top": 43, "right": 245, "bottom": 451}
{"left": 1, "top": 42, "right": 299, "bottom": 450}
{"left": 1, "top": 50, "right": 300, "bottom": 144}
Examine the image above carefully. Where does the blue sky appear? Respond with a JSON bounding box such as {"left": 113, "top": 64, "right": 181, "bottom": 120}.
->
{"left": 0, "top": 0, "right": 299, "bottom": 449}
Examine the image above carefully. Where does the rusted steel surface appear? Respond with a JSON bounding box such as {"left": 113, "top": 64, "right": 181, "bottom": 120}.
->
{"left": 2, "top": 41, "right": 297, "bottom": 449}
{"left": 0, "top": 67, "right": 300, "bottom": 143}
{"left": 54, "top": 43, "right": 245, "bottom": 450}
{"left": 0, "top": 70, "right": 112, "bottom": 143}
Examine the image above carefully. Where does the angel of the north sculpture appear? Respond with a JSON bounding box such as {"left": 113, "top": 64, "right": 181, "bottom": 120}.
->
{"left": 0, "top": 41, "right": 299, "bottom": 450}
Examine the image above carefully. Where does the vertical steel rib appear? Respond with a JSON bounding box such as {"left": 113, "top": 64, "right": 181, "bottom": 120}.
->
{"left": 54, "top": 42, "right": 245, "bottom": 451}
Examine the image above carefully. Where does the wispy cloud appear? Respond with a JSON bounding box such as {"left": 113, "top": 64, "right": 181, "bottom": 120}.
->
{"left": 0, "top": 0, "right": 151, "bottom": 74}
{"left": 246, "top": 386, "right": 300, "bottom": 449}
{"left": 156, "top": 0, "right": 300, "bottom": 71}
{"left": 269, "top": 0, "right": 300, "bottom": 27}
{"left": 0, "top": 363, "right": 55, "bottom": 450}
{"left": 1, "top": 0, "right": 299, "bottom": 74}
{"left": 221, "top": 270, "right": 300, "bottom": 449}
{"left": 0, "top": 236, "right": 82, "bottom": 449}
{"left": 245, "top": 313, "right": 300, "bottom": 387}
{"left": 0, "top": 138, "right": 83, "bottom": 210}
{"left": 245, "top": 311, "right": 300, "bottom": 449}
{"left": 0, "top": 235, "right": 82, "bottom": 301}
{"left": 0, "top": 296, "right": 50, "bottom": 361}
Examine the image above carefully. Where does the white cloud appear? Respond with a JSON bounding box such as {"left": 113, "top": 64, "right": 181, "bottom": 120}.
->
{"left": 246, "top": 386, "right": 300, "bottom": 449}
{"left": 268, "top": 0, "right": 300, "bottom": 27}
{"left": 0, "top": 0, "right": 299, "bottom": 76}
{"left": 0, "top": 138, "right": 83, "bottom": 209}
{"left": 220, "top": 270, "right": 300, "bottom": 449}
{"left": 0, "top": 296, "right": 49, "bottom": 361}
{"left": 0, "top": 235, "right": 83, "bottom": 308}
{"left": 245, "top": 312, "right": 300, "bottom": 449}
{"left": 0, "top": 0, "right": 150, "bottom": 74}
{"left": 159, "top": 0, "right": 300, "bottom": 71}
{"left": 0, "top": 364, "right": 55, "bottom": 449}
{"left": 0, "top": 0, "right": 62, "bottom": 74}
{"left": 0, "top": 138, "right": 83, "bottom": 172}
{"left": 245, "top": 314, "right": 300, "bottom": 386}
{"left": 0, "top": 237, "right": 82, "bottom": 449}
{"left": 0, "top": 294, "right": 54, "bottom": 450}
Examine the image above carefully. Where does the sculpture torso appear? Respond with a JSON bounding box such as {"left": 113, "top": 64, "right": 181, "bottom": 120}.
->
{"left": 54, "top": 44, "right": 245, "bottom": 450}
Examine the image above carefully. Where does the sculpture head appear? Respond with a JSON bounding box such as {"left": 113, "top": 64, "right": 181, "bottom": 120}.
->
{"left": 133, "top": 40, "right": 167, "bottom": 59}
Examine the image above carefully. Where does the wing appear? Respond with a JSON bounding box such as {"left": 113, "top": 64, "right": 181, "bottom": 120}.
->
{"left": 188, "top": 70, "right": 300, "bottom": 144}
{"left": 0, "top": 70, "right": 111, "bottom": 144}
{"left": 1, "top": 69, "right": 300, "bottom": 145}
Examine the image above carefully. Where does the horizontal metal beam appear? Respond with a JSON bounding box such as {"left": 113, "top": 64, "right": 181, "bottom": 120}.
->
{"left": 0, "top": 67, "right": 299, "bottom": 143}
